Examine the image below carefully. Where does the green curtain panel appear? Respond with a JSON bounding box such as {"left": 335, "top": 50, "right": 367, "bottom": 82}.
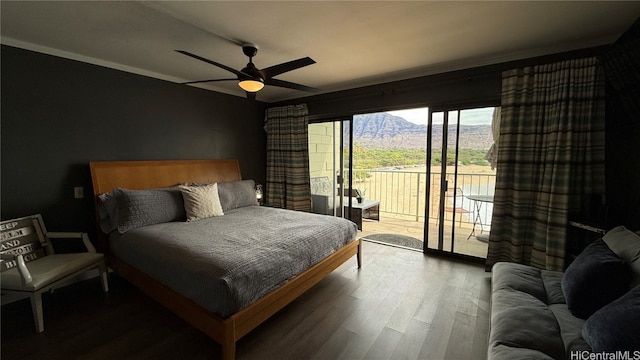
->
{"left": 264, "top": 104, "right": 312, "bottom": 211}
{"left": 486, "top": 57, "right": 606, "bottom": 272}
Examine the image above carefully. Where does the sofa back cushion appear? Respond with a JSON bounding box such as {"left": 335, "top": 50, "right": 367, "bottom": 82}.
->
{"left": 603, "top": 226, "right": 640, "bottom": 287}
{"left": 561, "top": 239, "right": 631, "bottom": 319}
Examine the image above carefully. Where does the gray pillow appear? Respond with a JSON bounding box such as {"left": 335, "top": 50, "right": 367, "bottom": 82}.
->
{"left": 98, "top": 190, "right": 120, "bottom": 233}
{"left": 604, "top": 226, "right": 640, "bottom": 287}
{"left": 98, "top": 187, "right": 186, "bottom": 233}
{"left": 217, "top": 180, "right": 258, "bottom": 211}
{"left": 604, "top": 226, "right": 640, "bottom": 263}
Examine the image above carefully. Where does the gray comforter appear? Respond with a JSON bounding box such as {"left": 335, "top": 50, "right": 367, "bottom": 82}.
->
{"left": 110, "top": 205, "right": 358, "bottom": 317}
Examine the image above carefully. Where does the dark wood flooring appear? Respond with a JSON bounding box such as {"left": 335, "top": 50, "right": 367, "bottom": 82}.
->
{"left": 1, "top": 241, "right": 491, "bottom": 360}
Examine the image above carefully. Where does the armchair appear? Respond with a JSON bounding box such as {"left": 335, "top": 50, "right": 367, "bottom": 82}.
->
{"left": 1, "top": 214, "right": 108, "bottom": 332}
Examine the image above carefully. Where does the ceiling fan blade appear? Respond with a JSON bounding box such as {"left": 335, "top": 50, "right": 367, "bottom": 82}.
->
{"left": 265, "top": 78, "right": 319, "bottom": 92}
{"left": 176, "top": 50, "right": 247, "bottom": 77}
{"left": 261, "top": 57, "right": 316, "bottom": 78}
{"left": 246, "top": 92, "right": 257, "bottom": 100}
{"left": 182, "top": 78, "right": 237, "bottom": 85}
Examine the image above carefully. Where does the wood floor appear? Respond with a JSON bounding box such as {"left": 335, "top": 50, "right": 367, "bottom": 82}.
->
{"left": 1, "top": 241, "right": 491, "bottom": 360}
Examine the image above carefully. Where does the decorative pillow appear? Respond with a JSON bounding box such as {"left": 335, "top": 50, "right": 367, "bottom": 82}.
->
{"left": 179, "top": 183, "right": 224, "bottom": 221}
{"left": 561, "top": 239, "right": 631, "bottom": 319}
{"left": 582, "top": 284, "right": 640, "bottom": 352}
{"left": 217, "top": 180, "right": 258, "bottom": 211}
{"left": 604, "top": 226, "right": 640, "bottom": 287}
{"left": 604, "top": 226, "right": 640, "bottom": 262}
{"left": 98, "top": 190, "right": 120, "bottom": 233}
{"left": 99, "top": 187, "right": 186, "bottom": 234}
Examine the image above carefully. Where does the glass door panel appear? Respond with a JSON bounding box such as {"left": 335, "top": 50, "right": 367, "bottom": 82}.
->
{"left": 426, "top": 110, "right": 444, "bottom": 252}
{"left": 425, "top": 107, "right": 496, "bottom": 259}
{"left": 308, "top": 119, "right": 352, "bottom": 218}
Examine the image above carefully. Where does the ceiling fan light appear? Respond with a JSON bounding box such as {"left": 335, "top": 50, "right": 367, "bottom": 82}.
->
{"left": 238, "top": 79, "right": 264, "bottom": 92}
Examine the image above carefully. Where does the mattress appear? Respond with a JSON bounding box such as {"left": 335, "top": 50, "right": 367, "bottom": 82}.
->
{"left": 109, "top": 205, "right": 358, "bottom": 317}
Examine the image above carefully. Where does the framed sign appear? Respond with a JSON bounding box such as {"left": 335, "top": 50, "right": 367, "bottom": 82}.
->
{"left": 0, "top": 215, "right": 47, "bottom": 272}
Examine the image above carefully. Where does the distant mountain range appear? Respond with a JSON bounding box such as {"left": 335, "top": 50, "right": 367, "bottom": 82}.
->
{"left": 352, "top": 113, "right": 493, "bottom": 150}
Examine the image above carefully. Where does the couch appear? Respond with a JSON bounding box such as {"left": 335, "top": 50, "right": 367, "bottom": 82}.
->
{"left": 488, "top": 226, "right": 640, "bottom": 359}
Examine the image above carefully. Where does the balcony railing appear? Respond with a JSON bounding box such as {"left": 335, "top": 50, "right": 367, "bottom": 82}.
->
{"left": 349, "top": 168, "right": 496, "bottom": 226}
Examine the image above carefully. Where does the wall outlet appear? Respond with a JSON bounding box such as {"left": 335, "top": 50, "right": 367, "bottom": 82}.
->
{"left": 74, "top": 186, "right": 84, "bottom": 199}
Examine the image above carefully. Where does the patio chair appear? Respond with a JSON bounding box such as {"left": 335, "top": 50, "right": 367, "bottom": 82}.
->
{"left": 444, "top": 187, "right": 470, "bottom": 227}
{"left": 0, "top": 214, "right": 108, "bottom": 332}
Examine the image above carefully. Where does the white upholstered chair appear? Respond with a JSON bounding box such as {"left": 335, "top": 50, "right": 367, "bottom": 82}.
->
{"left": 0, "top": 214, "right": 108, "bottom": 332}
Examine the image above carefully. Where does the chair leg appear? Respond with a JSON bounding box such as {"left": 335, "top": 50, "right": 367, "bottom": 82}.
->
{"left": 99, "top": 262, "right": 109, "bottom": 292}
{"left": 30, "top": 292, "right": 44, "bottom": 333}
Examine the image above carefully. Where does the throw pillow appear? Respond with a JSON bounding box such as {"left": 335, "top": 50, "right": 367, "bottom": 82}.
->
{"left": 582, "top": 284, "right": 640, "bottom": 352}
{"left": 604, "top": 226, "right": 640, "bottom": 263}
{"left": 180, "top": 183, "right": 224, "bottom": 221}
{"left": 99, "top": 186, "right": 186, "bottom": 233}
{"left": 217, "top": 180, "right": 258, "bottom": 211}
{"left": 603, "top": 226, "right": 640, "bottom": 287}
{"left": 561, "top": 239, "right": 631, "bottom": 319}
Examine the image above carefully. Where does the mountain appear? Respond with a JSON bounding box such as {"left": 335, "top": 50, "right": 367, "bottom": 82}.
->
{"left": 352, "top": 113, "right": 493, "bottom": 150}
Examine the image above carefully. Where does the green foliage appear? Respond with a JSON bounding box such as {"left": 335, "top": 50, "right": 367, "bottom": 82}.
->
{"left": 349, "top": 142, "right": 488, "bottom": 169}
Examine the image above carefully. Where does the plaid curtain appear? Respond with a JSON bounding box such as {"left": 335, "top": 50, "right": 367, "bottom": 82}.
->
{"left": 264, "top": 104, "right": 312, "bottom": 211}
{"left": 486, "top": 57, "right": 605, "bottom": 271}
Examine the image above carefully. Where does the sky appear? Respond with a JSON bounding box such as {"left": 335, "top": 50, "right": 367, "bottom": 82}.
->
{"left": 388, "top": 107, "right": 495, "bottom": 126}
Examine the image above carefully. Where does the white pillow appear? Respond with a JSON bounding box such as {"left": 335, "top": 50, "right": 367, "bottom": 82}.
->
{"left": 179, "top": 183, "right": 224, "bottom": 221}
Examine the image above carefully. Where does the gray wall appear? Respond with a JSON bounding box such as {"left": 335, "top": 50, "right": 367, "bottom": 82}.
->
{"left": 3, "top": 42, "right": 637, "bottom": 238}
{"left": 1, "top": 45, "right": 267, "bottom": 233}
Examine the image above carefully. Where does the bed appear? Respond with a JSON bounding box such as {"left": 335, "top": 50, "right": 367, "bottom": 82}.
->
{"left": 89, "top": 159, "right": 362, "bottom": 360}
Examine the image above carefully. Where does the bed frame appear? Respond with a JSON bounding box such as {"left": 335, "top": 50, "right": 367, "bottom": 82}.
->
{"left": 89, "top": 159, "right": 362, "bottom": 360}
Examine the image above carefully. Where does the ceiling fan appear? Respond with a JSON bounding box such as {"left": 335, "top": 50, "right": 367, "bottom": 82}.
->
{"left": 176, "top": 45, "right": 318, "bottom": 99}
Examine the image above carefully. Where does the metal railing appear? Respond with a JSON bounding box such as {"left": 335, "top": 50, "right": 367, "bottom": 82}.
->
{"left": 348, "top": 168, "right": 496, "bottom": 226}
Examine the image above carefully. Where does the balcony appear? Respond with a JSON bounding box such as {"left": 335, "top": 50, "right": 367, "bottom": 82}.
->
{"left": 348, "top": 167, "right": 495, "bottom": 258}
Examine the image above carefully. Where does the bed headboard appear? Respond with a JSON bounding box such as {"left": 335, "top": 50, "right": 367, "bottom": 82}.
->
{"left": 89, "top": 159, "right": 242, "bottom": 196}
{"left": 89, "top": 159, "right": 243, "bottom": 250}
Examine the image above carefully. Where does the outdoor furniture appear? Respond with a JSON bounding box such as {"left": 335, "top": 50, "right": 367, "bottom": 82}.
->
{"left": 310, "top": 176, "right": 338, "bottom": 215}
{"left": 465, "top": 194, "right": 493, "bottom": 240}
{"left": 444, "top": 187, "right": 471, "bottom": 226}
{"left": 345, "top": 198, "right": 380, "bottom": 230}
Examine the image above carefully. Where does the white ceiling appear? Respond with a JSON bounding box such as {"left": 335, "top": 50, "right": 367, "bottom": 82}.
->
{"left": 2, "top": 1, "right": 639, "bottom": 102}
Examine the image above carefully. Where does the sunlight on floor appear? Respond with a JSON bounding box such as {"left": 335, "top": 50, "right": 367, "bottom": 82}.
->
{"left": 358, "top": 213, "right": 489, "bottom": 258}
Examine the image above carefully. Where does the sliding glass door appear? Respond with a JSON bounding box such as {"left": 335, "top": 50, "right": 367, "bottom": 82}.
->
{"left": 308, "top": 118, "right": 353, "bottom": 219}
{"left": 425, "top": 107, "right": 497, "bottom": 259}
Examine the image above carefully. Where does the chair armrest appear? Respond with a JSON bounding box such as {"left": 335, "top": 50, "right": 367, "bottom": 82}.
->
{"left": 46, "top": 232, "right": 97, "bottom": 253}
{"left": 0, "top": 253, "right": 33, "bottom": 285}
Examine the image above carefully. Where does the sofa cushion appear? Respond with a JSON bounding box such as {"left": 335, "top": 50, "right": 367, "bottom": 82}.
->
{"left": 561, "top": 239, "right": 631, "bottom": 319}
{"left": 489, "top": 262, "right": 565, "bottom": 360}
{"left": 582, "top": 285, "right": 640, "bottom": 352}
{"left": 540, "top": 270, "right": 566, "bottom": 305}
{"left": 491, "top": 262, "right": 548, "bottom": 303}
{"left": 548, "top": 304, "right": 590, "bottom": 354}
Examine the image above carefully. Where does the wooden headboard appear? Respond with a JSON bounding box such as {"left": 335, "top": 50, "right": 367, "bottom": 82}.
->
{"left": 89, "top": 159, "right": 242, "bottom": 196}
{"left": 89, "top": 159, "right": 242, "bottom": 250}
